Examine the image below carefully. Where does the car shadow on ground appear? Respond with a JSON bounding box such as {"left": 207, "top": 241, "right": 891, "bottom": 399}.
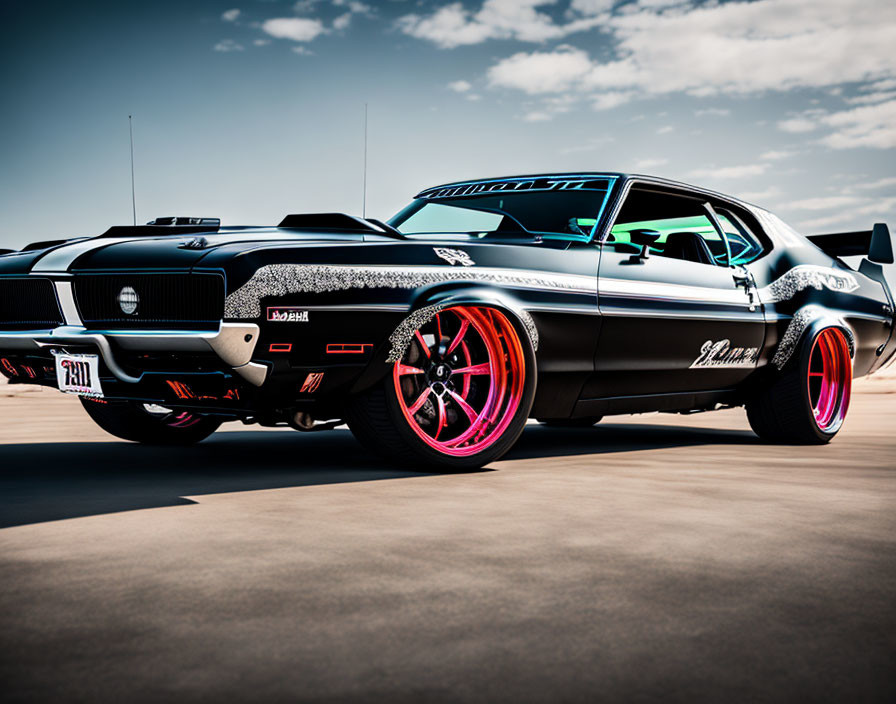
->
{"left": 0, "top": 422, "right": 759, "bottom": 528}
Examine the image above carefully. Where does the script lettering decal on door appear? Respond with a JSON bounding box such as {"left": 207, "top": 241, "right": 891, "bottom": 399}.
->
{"left": 691, "top": 340, "right": 760, "bottom": 369}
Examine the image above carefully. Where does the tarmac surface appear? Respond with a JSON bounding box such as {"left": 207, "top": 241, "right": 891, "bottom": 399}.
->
{"left": 1, "top": 377, "right": 895, "bottom": 703}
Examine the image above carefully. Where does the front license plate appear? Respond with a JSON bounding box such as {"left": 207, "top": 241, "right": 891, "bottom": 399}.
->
{"left": 55, "top": 353, "right": 104, "bottom": 398}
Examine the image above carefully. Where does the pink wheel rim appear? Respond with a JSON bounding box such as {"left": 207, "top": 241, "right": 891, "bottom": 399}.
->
{"left": 807, "top": 328, "right": 852, "bottom": 433}
{"left": 393, "top": 306, "right": 526, "bottom": 457}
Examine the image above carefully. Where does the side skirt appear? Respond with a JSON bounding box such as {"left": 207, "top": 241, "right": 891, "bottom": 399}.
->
{"left": 572, "top": 389, "right": 740, "bottom": 417}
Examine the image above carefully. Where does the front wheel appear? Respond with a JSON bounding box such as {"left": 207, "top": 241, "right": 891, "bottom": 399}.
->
{"left": 80, "top": 398, "right": 222, "bottom": 445}
{"left": 746, "top": 327, "right": 852, "bottom": 444}
{"left": 345, "top": 305, "right": 536, "bottom": 471}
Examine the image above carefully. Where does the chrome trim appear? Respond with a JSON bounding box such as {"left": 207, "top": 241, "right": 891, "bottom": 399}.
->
{"left": 278, "top": 304, "right": 410, "bottom": 312}
{"left": 33, "top": 327, "right": 142, "bottom": 383}
{"left": 598, "top": 307, "right": 766, "bottom": 322}
{"left": 599, "top": 278, "right": 751, "bottom": 306}
{"left": 0, "top": 322, "right": 261, "bottom": 385}
{"left": 232, "top": 362, "right": 269, "bottom": 386}
{"left": 523, "top": 305, "right": 601, "bottom": 315}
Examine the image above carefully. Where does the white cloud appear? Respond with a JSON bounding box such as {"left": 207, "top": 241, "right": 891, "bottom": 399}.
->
{"left": 863, "top": 78, "right": 896, "bottom": 92}
{"left": 333, "top": 0, "right": 371, "bottom": 12}
{"left": 591, "top": 91, "right": 632, "bottom": 110}
{"left": 634, "top": 157, "right": 668, "bottom": 170}
{"left": 799, "top": 197, "right": 896, "bottom": 230}
{"left": 570, "top": 0, "right": 615, "bottom": 13}
{"left": 788, "top": 196, "right": 864, "bottom": 210}
{"left": 221, "top": 9, "right": 240, "bottom": 23}
{"left": 448, "top": 80, "right": 472, "bottom": 93}
{"left": 845, "top": 91, "right": 896, "bottom": 106}
{"left": 760, "top": 149, "right": 797, "bottom": 161}
{"left": 253, "top": 39, "right": 271, "bottom": 46}
{"left": 778, "top": 117, "right": 818, "bottom": 133}
{"left": 262, "top": 17, "right": 327, "bottom": 42}
{"left": 774, "top": 100, "right": 896, "bottom": 148}
{"left": 292, "top": 46, "right": 314, "bottom": 55}
{"left": 487, "top": 46, "right": 593, "bottom": 94}
{"left": 656, "top": 125, "right": 674, "bottom": 135}
{"left": 853, "top": 177, "right": 896, "bottom": 191}
{"left": 213, "top": 39, "right": 244, "bottom": 52}
{"left": 481, "top": 0, "right": 896, "bottom": 120}
{"left": 819, "top": 99, "right": 896, "bottom": 149}
{"left": 397, "top": 0, "right": 603, "bottom": 49}
{"left": 559, "top": 135, "right": 615, "bottom": 154}
{"left": 694, "top": 108, "right": 730, "bottom": 117}
{"left": 331, "top": 0, "right": 371, "bottom": 29}
{"left": 293, "top": 0, "right": 321, "bottom": 12}
{"left": 737, "top": 186, "right": 783, "bottom": 203}
{"left": 690, "top": 164, "right": 768, "bottom": 180}
{"left": 523, "top": 111, "right": 553, "bottom": 122}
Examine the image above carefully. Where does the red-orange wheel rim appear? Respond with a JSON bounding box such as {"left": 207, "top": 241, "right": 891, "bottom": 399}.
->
{"left": 807, "top": 328, "right": 852, "bottom": 433}
{"left": 393, "top": 306, "right": 525, "bottom": 457}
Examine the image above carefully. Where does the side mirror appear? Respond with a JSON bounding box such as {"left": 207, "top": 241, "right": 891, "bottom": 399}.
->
{"left": 628, "top": 229, "right": 662, "bottom": 260}
{"left": 869, "top": 223, "right": 894, "bottom": 264}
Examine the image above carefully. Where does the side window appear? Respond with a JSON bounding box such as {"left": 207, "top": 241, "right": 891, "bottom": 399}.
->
{"left": 714, "top": 208, "right": 766, "bottom": 265}
{"left": 608, "top": 188, "right": 724, "bottom": 266}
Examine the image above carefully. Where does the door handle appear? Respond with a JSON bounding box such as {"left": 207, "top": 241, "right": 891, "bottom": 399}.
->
{"left": 732, "top": 271, "right": 751, "bottom": 288}
{"left": 732, "top": 270, "right": 758, "bottom": 311}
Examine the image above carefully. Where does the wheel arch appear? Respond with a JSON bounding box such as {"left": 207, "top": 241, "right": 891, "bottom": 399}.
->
{"left": 772, "top": 305, "right": 856, "bottom": 372}
{"left": 349, "top": 284, "right": 540, "bottom": 394}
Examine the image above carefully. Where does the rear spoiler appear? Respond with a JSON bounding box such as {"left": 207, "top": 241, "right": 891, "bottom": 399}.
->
{"left": 808, "top": 223, "right": 895, "bottom": 263}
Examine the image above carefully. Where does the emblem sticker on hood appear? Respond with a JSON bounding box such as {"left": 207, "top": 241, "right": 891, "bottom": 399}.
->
{"left": 434, "top": 247, "right": 475, "bottom": 267}
{"left": 267, "top": 307, "right": 309, "bottom": 322}
{"left": 691, "top": 339, "right": 760, "bottom": 368}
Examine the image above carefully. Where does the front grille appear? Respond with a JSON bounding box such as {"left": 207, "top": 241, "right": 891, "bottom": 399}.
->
{"left": 74, "top": 273, "right": 224, "bottom": 331}
{"left": 0, "top": 278, "right": 64, "bottom": 330}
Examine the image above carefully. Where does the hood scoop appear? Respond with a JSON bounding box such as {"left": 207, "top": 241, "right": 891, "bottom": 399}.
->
{"left": 99, "top": 217, "right": 221, "bottom": 239}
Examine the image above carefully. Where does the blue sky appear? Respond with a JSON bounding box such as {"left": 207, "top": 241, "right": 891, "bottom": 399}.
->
{"left": 1, "top": 0, "right": 894, "bottom": 249}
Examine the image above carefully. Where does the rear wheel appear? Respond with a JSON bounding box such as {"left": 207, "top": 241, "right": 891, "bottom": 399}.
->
{"left": 345, "top": 305, "right": 536, "bottom": 470}
{"left": 746, "top": 327, "right": 852, "bottom": 444}
{"left": 80, "top": 398, "right": 222, "bottom": 445}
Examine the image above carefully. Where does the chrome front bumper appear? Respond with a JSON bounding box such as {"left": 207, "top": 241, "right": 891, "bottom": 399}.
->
{"left": 0, "top": 323, "right": 268, "bottom": 386}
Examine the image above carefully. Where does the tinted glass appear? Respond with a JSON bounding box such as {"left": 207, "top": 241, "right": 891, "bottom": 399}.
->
{"left": 389, "top": 177, "right": 615, "bottom": 242}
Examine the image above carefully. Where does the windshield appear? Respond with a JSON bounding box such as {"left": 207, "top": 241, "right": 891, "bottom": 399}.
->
{"left": 388, "top": 176, "right": 617, "bottom": 242}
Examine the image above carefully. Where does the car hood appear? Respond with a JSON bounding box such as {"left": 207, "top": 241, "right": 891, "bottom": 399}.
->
{"left": 0, "top": 228, "right": 386, "bottom": 276}
{"left": 0, "top": 227, "right": 571, "bottom": 297}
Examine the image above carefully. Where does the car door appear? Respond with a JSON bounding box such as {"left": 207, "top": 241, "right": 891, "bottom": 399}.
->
{"left": 583, "top": 184, "right": 765, "bottom": 399}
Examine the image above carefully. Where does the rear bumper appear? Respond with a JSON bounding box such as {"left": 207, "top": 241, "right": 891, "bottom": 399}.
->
{"left": 0, "top": 323, "right": 268, "bottom": 386}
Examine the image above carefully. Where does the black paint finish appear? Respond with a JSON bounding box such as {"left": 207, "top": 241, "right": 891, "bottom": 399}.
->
{"left": 1, "top": 173, "right": 894, "bottom": 423}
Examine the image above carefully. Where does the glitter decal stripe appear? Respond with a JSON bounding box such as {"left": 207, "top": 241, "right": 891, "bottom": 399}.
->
{"left": 772, "top": 305, "right": 855, "bottom": 370}
{"left": 223, "top": 264, "right": 596, "bottom": 319}
{"left": 758, "top": 265, "right": 859, "bottom": 304}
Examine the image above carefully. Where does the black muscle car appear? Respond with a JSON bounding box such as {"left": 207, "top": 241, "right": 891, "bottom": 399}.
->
{"left": 1, "top": 173, "right": 894, "bottom": 469}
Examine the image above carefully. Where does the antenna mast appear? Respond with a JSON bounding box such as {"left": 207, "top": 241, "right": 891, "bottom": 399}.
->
{"left": 362, "top": 103, "right": 368, "bottom": 218}
{"left": 128, "top": 115, "right": 137, "bottom": 226}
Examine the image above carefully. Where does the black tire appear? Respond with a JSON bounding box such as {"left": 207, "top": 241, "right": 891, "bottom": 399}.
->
{"left": 746, "top": 327, "right": 852, "bottom": 444}
{"left": 537, "top": 416, "right": 602, "bottom": 428}
{"left": 345, "top": 305, "right": 536, "bottom": 471}
{"left": 80, "top": 398, "right": 222, "bottom": 445}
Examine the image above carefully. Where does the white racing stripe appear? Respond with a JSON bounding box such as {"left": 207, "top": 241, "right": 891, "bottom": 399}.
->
{"left": 31, "top": 238, "right": 143, "bottom": 272}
